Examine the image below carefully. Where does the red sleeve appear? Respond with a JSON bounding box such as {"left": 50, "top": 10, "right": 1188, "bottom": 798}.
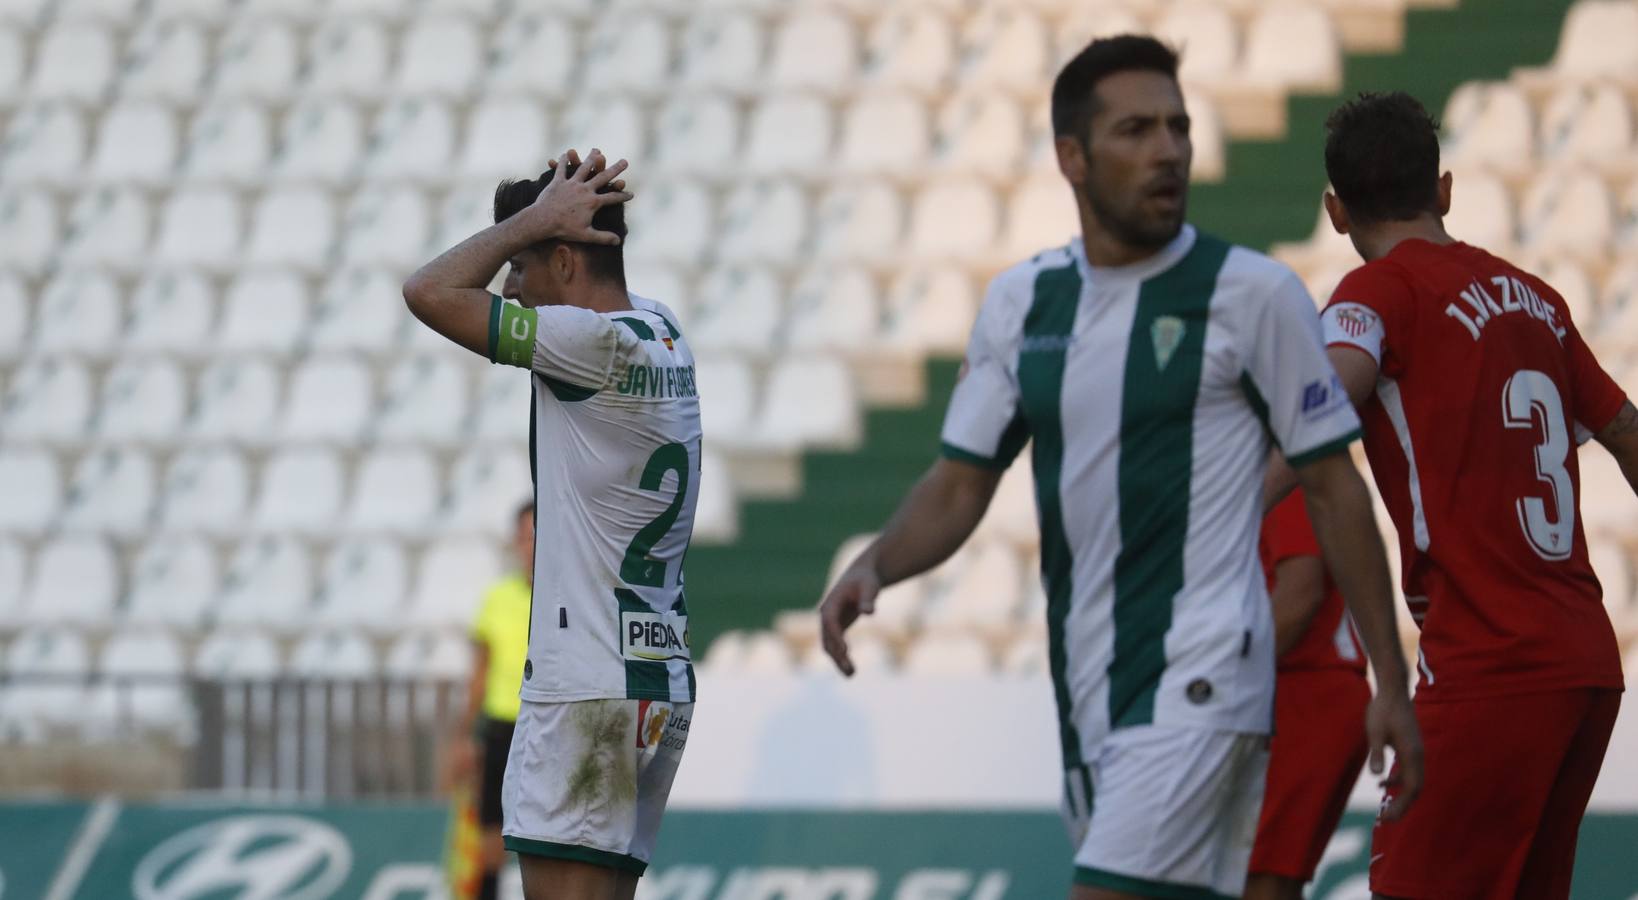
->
{"left": 1322, "top": 263, "right": 1416, "bottom": 378}
{"left": 1563, "top": 314, "right": 1627, "bottom": 435}
{"left": 1262, "top": 489, "right": 1323, "bottom": 566}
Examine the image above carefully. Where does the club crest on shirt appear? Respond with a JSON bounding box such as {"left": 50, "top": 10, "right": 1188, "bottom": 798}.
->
{"left": 1151, "top": 315, "right": 1185, "bottom": 372}
{"left": 1334, "top": 304, "right": 1379, "bottom": 338}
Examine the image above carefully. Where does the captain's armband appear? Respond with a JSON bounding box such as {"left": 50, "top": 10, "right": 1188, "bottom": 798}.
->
{"left": 489, "top": 295, "right": 538, "bottom": 369}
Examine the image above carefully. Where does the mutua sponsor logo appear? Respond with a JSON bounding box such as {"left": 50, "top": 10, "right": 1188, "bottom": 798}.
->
{"left": 622, "top": 611, "right": 690, "bottom": 663}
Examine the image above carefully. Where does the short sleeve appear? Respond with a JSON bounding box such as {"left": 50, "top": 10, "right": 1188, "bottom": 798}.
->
{"left": 1562, "top": 310, "right": 1627, "bottom": 438}
{"left": 1243, "top": 270, "right": 1362, "bottom": 468}
{"left": 1321, "top": 264, "right": 1414, "bottom": 372}
{"left": 489, "top": 296, "right": 620, "bottom": 390}
{"left": 939, "top": 278, "right": 1028, "bottom": 470}
{"left": 1262, "top": 490, "right": 1322, "bottom": 566}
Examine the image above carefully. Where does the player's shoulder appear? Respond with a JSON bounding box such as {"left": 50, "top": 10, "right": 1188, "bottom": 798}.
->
{"left": 1217, "top": 240, "right": 1306, "bottom": 295}
{"left": 978, "top": 243, "right": 1079, "bottom": 329}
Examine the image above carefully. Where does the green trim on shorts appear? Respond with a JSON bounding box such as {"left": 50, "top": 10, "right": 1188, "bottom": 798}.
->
{"left": 504, "top": 836, "right": 647, "bottom": 875}
{"left": 1073, "top": 867, "right": 1235, "bottom": 900}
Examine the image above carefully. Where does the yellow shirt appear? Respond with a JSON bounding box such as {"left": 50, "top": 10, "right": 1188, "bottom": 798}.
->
{"left": 470, "top": 573, "right": 532, "bottom": 723}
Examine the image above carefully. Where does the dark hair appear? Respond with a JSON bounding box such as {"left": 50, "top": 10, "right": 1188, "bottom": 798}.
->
{"left": 1324, "top": 92, "right": 1442, "bottom": 224}
{"left": 493, "top": 163, "right": 626, "bottom": 285}
{"left": 515, "top": 499, "right": 536, "bottom": 527}
{"left": 1052, "top": 34, "right": 1181, "bottom": 143}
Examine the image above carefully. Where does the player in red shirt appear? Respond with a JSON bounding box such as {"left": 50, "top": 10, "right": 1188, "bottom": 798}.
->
{"left": 1246, "top": 488, "right": 1370, "bottom": 900}
{"left": 1314, "top": 92, "right": 1633, "bottom": 899}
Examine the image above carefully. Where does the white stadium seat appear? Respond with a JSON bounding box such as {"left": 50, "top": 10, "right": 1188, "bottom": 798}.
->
{"left": 1, "top": 358, "right": 94, "bottom": 444}
{"left": 60, "top": 187, "right": 150, "bottom": 270}
{"left": 408, "top": 537, "right": 503, "bottom": 628}
{"left": 0, "top": 185, "right": 60, "bottom": 274}
{"left": 313, "top": 539, "right": 409, "bottom": 628}
{"left": 377, "top": 356, "right": 469, "bottom": 445}
{"left": 483, "top": 14, "right": 578, "bottom": 98}
{"left": 784, "top": 267, "right": 881, "bottom": 353}
{"left": 304, "top": 18, "right": 391, "bottom": 98}
{"left": 59, "top": 447, "right": 156, "bottom": 537}
{"left": 253, "top": 447, "right": 347, "bottom": 535}
{"left": 0, "top": 449, "right": 61, "bottom": 535}
{"left": 959, "top": 6, "right": 1049, "bottom": 92}
{"left": 472, "top": 365, "right": 533, "bottom": 442}
{"left": 35, "top": 269, "right": 122, "bottom": 359}
{"left": 281, "top": 356, "right": 372, "bottom": 445}
{"left": 397, "top": 15, "right": 482, "bottom": 97}
{"left": 908, "top": 181, "right": 1000, "bottom": 261}
{"left": 694, "top": 451, "right": 738, "bottom": 543}
{"left": 0, "top": 538, "right": 24, "bottom": 625}
{"left": 679, "top": 12, "right": 764, "bottom": 93}
{"left": 814, "top": 182, "right": 905, "bottom": 265}
{"left": 446, "top": 446, "right": 533, "bottom": 537}
{"left": 0, "top": 24, "right": 22, "bottom": 104}
{"left": 1520, "top": 171, "right": 1613, "bottom": 260}
{"left": 932, "top": 91, "right": 1026, "bottom": 174}
{"left": 0, "top": 272, "right": 26, "bottom": 359}
{"left": 458, "top": 98, "right": 551, "bottom": 180}
{"left": 347, "top": 449, "right": 440, "bottom": 534}
{"left": 309, "top": 267, "right": 408, "bottom": 351}
{"left": 1055, "top": 6, "right": 1147, "bottom": 66}
{"left": 1243, "top": 3, "right": 1342, "bottom": 92}
{"left": 0, "top": 103, "right": 86, "bottom": 186}
{"left": 902, "top": 633, "right": 993, "bottom": 676}
{"left": 768, "top": 10, "right": 856, "bottom": 93}
{"left": 123, "top": 18, "right": 208, "bottom": 102}
{"left": 580, "top": 17, "right": 671, "bottom": 97}
{"left": 215, "top": 537, "right": 315, "bottom": 631}
{"left": 91, "top": 630, "right": 194, "bottom": 739}
{"left": 194, "top": 630, "right": 283, "bottom": 679}
{"left": 248, "top": 187, "right": 336, "bottom": 270}
{"left": 1540, "top": 84, "right": 1633, "bottom": 166}
{"left": 339, "top": 187, "right": 432, "bottom": 268}
{"left": 1, "top": 627, "right": 92, "bottom": 738}
{"left": 863, "top": 10, "right": 954, "bottom": 93}
{"left": 21, "top": 536, "right": 118, "bottom": 625}
{"left": 186, "top": 357, "right": 281, "bottom": 446}
{"left": 758, "top": 356, "right": 860, "bottom": 451}
{"left": 555, "top": 97, "right": 647, "bottom": 166}
{"left": 218, "top": 271, "right": 310, "bottom": 356}
{"left": 839, "top": 92, "right": 931, "bottom": 177}
{"left": 925, "top": 540, "right": 1026, "bottom": 638}
{"left": 290, "top": 630, "right": 378, "bottom": 678}
{"left": 154, "top": 187, "right": 242, "bottom": 269}
{"left": 95, "top": 359, "right": 189, "bottom": 445}
{"left": 208, "top": 20, "right": 300, "bottom": 101}
{"left": 1157, "top": 1, "right": 1240, "bottom": 84}
{"left": 89, "top": 101, "right": 177, "bottom": 185}
{"left": 1186, "top": 88, "right": 1228, "bottom": 182}
{"left": 157, "top": 447, "right": 251, "bottom": 534}
{"left": 274, "top": 99, "right": 364, "bottom": 184}
{"left": 690, "top": 266, "right": 783, "bottom": 356}
{"left": 125, "top": 537, "right": 220, "bottom": 628}
{"left": 56, "top": 0, "right": 139, "bottom": 22}
{"left": 883, "top": 267, "right": 978, "bottom": 355}
{"left": 718, "top": 182, "right": 808, "bottom": 264}
{"left": 1001, "top": 631, "right": 1048, "bottom": 676}
{"left": 363, "top": 98, "right": 456, "bottom": 181}
{"left": 744, "top": 93, "right": 833, "bottom": 177}
{"left": 625, "top": 183, "right": 714, "bottom": 264}
{"left": 1442, "top": 83, "right": 1534, "bottom": 172}
{"left": 654, "top": 95, "right": 741, "bottom": 177}
{"left": 1007, "top": 173, "right": 1082, "bottom": 259}
{"left": 30, "top": 23, "right": 115, "bottom": 101}
{"left": 386, "top": 632, "right": 473, "bottom": 681}
{"left": 695, "top": 355, "right": 758, "bottom": 447}
{"left": 1548, "top": 0, "right": 1638, "bottom": 80}
{"left": 626, "top": 265, "right": 694, "bottom": 324}
{"left": 179, "top": 102, "right": 272, "bottom": 184}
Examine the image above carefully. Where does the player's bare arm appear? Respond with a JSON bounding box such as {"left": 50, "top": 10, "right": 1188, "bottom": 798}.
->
{"left": 1292, "top": 451, "right": 1423, "bottom": 821}
{"left": 820, "top": 459, "right": 1002, "bottom": 676}
{"left": 403, "top": 148, "right": 631, "bottom": 356}
{"left": 1595, "top": 400, "right": 1638, "bottom": 492}
{"left": 1269, "top": 555, "right": 1327, "bottom": 658}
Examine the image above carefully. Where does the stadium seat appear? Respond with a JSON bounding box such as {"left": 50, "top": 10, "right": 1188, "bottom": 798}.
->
{"left": 757, "top": 356, "right": 860, "bottom": 451}
{"left": 482, "top": 14, "right": 578, "bottom": 98}
{"left": 30, "top": 23, "right": 115, "bottom": 101}
{"left": 0, "top": 24, "right": 21, "bottom": 104}
{"left": 699, "top": 629, "right": 749, "bottom": 673}
{"left": 555, "top": 97, "right": 648, "bottom": 167}
{"left": 902, "top": 633, "right": 993, "bottom": 676}
{"left": 179, "top": 102, "right": 273, "bottom": 184}
{"left": 1156, "top": 1, "right": 1239, "bottom": 84}
{"left": 0, "top": 449, "right": 61, "bottom": 536}
{"left": 0, "top": 185, "right": 60, "bottom": 274}
{"left": 694, "top": 450, "right": 738, "bottom": 543}
{"left": 193, "top": 629, "right": 283, "bottom": 679}
{"left": 214, "top": 537, "right": 315, "bottom": 631}
{"left": 0, "top": 627, "right": 92, "bottom": 738}
{"left": 445, "top": 446, "right": 533, "bottom": 536}
{"left": 457, "top": 98, "right": 551, "bottom": 180}
{"left": 123, "top": 18, "right": 208, "bottom": 102}
{"left": 1580, "top": 448, "right": 1637, "bottom": 535}
{"left": 125, "top": 537, "right": 220, "bottom": 628}
{"left": 654, "top": 94, "right": 742, "bottom": 177}
{"left": 978, "top": 452, "right": 1039, "bottom": 549}
{"left": 290, "top": 630, "right": 378, "bottom": 678}
{"left": 736, "top": 631, "right": 795, "bottom": 675}
{"left": 385, "top": 631, "right": 472, "bottom": 681}
{"left": 313, "top": 538, "right": 409, "bottom": 628}
{"left": 363, "top": 99, "right": 456, "bottom": 182}
{"left": 186, "top": 356, "right": 281, "bottom": 445}
{"left": 813, "top": 181, "right": 905, "bottom": 265}
{"left": 1619, "top": 181, "right": 1638, "bottom": 252}
{"left": 215, "top": 270, "right": 308, "bottom": 358}
{"left": 35, "top": 269, "right": 122, "bottom": 359}
{"left": 931, "top": 91, "right": 1026, "bottom": 174}
{"left": 862, "top": 10, "right": 954, "bottom": 93}
{"left": 339, "top": 187, "right": 432, "bottom": 268}
{"left": 718, "top": 182, "right": 808, "bottom": 264}
{"left": 154, "top": 187, "right": 242, "bottom": 269}
{"left": 768, "top": 9, "right": 857, "bottom": 93}
{"left": 784, "top": 267, "right": 881, "bottom": 353}
{"left": 797, "top": 633, "right": 893, "bottom": 674}
{"left": 580, "top": 16, "right": 672, "bottom": 97}
{"left": 91, "top": 629, "right": 194, "bottom": 740}
{"left": 744, "top": 93, "right": 834, "bottom": 177}
{"left": 1, "top": 358, "right": 94, "bottom": 443}
{"left": 1540, "top": 84, "right": 1633, "bottom": 166}
{"left": 839, "top": 92, "right": 931, "bottom": 177}
{"left": 94, "top": 359, "right": 189, "bottom": 445}
{"left": 208, "top": 20, "right": 300, "bottom": 101}
{"left": 1520, "top": 170, "right": 1613, "bottom": 260}
{"left": 60, "top": 187, "right": 151, "bottom": 271}
{"left": 21, "top": 536, "right": 119, "bottom": 625}
{"left": 882, "top": 267, "right": 978, "bottom": 357}
{"left": 1000, "top": 628, "right": 1048, "bottom": 676}
{"left": 907, "top": 181, "right": 1000, "bottom": 261}
{"left": 626, "top": 264, "right": 695, "bottom": 324}
{"left": 281, "top": 357, "right": 373, "bottom": 445}
{"left": 0, "top": 272, "right": 25, "bottom": 360}
{"left": 1005, "top": 173, "right": 1080, "bottom": 259}
{"left": 376, "top": 356, "right": 469, "bottom": 446}
{"left": 397, "top": 15, "right": 482, "bottom": 98}
{"left": 625, "top": 182, "right": 714, "bottom": 264}
{"left": 1528, "top": 258, "right": 1596, "bottom": 326}
{"left": 273, "top": 99, "right": 364, "bottom": 185}
{"left": 924, "top": 540, "right": 1025, "bottom": 639}
{"left": 694, "top": 355, "right": 758, "bottom": 447}
{"left": 0, "top": 537, "right": 23, "bottom": 624}
{"left": 472, "top": 365, "right": 533, "bottom": 442}
{"left": 959, "top": 6, "right": 1048, "bottom": 92}
{"left": 59, "top": 448, "right": 156, "bottom": 537}
{"left": 1443, "top": 170, "right": 1516, "bottom": 252}
{"left": 309, "top": 267, "right": 410, "bottom": 351}
{"left": 1442, "top": 83, "right": 1535, "bottom": 172}
{"left": 690, "top": 266, "right": 783, "bottom": 356}
{"left": 88, "top": 100, "right": 178, "bottom": 185}
{"left": 56, "top": 0, "right": 140, "bottom": 21}
{"left": 0, "top": 103, "right": 86, "bottom": 186}
{"left": 1589, "top": 538, "right": 1633, "bottom": 621}
{"left": 1186, "top": 88, "right": 1228, "bottom": 182}
{"left": 247, "top": 187, "right": 337, "bottom": 269}
{"left": 1546, "top": 0, "right": 1638, "bottom": 81}
{"left": 679, "top": 12, "right": 764, "bottom": 93}
{"left": 347, "top": 450, "right": 440, "bottom": 534}
{"left": 304, "top": 17, "right": 391, "bottom": 99}
{"left": 407, "top": 537, "right": 503, "bottom": 628}
{"left": 253, "top": 448, "right": 348, "bottom": 535}
{"left": 156, "top": 447, "right": 251, "bottom": 534}
{"left": 1053, "top": 5, "right": 1146, "bottom": 66}
{"left": 1242, "top": 3, "right": 1342, "bottom": 91}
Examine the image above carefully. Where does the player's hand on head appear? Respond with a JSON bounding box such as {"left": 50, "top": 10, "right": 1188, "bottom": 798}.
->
{"left": 1366, "top": 690, "right": 1424, "bottom": 821}
{"left": 819, "top": 565, "right": 881, "bottom": 678}
{"left": 529, "top": 148, "right": 633, "bottom": 246}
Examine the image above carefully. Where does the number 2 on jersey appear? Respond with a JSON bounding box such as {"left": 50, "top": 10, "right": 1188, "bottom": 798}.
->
{"left": 621, "top": 442, "right": 691, "bottom": 588}
{"left": 1502, "top": 370, "right": 1575, "bottom": 561}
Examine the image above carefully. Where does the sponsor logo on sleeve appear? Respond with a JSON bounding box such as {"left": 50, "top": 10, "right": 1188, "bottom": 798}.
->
{"left": 1300, "top": 373, "right": 1349, "bottom": 422}
{"left": 622, "top": 611, "right": 691, "bottom": 663}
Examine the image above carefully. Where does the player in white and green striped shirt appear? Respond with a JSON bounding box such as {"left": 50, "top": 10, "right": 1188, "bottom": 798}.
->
{"left": 820, "top": 36, "right": 1423, "bottom": 900}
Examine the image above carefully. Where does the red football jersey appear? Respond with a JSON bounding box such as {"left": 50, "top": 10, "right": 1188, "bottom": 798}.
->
{"left": 1321, "top": 239, "right": 1626, "bottom": 700}
{"left": 1259, "top": 489, "right": 1367, "bottom": 673}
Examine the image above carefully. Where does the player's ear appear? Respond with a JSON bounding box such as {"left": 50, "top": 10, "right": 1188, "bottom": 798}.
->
{"left": 550, "top": 243, "right": 576, "bottom": 283}
{"left": 1055, "top": 135, "right": 1088, "bottom": 186}
{"left": 1323, "top": 191, "right": 1350, "bottom": 235}
{"left": 1436, "top": 171, "right": 1453, "bottom": 217}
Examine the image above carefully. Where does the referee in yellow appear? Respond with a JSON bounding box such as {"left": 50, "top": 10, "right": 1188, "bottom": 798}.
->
{"left": 449, "top": 499, "right": 535, "bottom": 900}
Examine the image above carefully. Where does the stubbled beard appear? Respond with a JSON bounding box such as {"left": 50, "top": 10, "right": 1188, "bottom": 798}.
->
{"left": 1080, "top": 182, "right": 1185, "bottom": 251}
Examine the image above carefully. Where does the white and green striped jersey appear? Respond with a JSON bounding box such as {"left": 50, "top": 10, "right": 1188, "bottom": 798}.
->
{"left": 490, "top": 293, "right": 700, "bottom": 705}
{"left": 941, "top": 227, "right": 1360, "bottom": 769}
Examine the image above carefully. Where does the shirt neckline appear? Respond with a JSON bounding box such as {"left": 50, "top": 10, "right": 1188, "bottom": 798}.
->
{"left": 1069, "top": 224, "right": 1198, "bottom": 287}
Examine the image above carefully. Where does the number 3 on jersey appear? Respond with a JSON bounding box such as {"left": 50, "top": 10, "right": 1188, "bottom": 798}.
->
{"left": 621, "top": 442, "right": 693, "bottom": 588}
{"left": 1502, "top": 370, "right": 1575, "bottom": 561}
